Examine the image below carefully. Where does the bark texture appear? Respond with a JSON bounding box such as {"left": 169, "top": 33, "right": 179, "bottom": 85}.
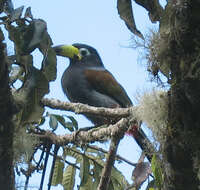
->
{"left": 0, "top": 28, "right": 15, "bottom": 190}
{"left": 159, "top": 1, "right": 200, "bottom": 189}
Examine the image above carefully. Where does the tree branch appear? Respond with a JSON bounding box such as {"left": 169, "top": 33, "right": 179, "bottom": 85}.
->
{"left": 34, "top": 118, "right": 132, "bottom": 145}
{"left": 87, "top": 145, "right": 137, "bottom": 167}
{"left": 97, "top": 118, "right": 128, "bottom": 190}
{"left": 41, "top": 98, "right": 155, "bottom": 162}
{"left": 97, "top": 137, "right": 121, "bottom": 190}
{"left": 41, "top": 98, "right": 132, "bottom": 118}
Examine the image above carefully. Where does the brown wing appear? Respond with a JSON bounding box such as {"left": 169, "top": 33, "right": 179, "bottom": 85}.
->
{"left": 84, "top": 69, "right": 132, "bottom": 107}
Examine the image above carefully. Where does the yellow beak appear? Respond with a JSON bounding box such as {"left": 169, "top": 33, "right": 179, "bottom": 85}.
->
{"left": 53, "top": 45, "right": 81, "bottom": 60}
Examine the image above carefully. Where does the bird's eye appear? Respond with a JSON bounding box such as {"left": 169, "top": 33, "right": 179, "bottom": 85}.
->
{"left": 79, "top": 48, "right": 90, "bottom": 57}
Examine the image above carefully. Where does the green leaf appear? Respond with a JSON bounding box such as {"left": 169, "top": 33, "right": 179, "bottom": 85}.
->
{"left": 41, "top": 47, "right": 57, "bottom": 82}
{"left": 4, "top": 0, "right": 14, "bottom": 15}
{"left": 79, "top": 155, "right": 90, "bottom": 187}
{"left": 85, "top": 147, "right": 99, "bottom": 155}
{"left": 9, "top": 65, "right": 24, "bottom": 84}
{"left": 51, "top": 159, "right": 64, "bottom": 186}
{"left": 79, "top": 175, "right": 93, "bottom": 190}
{"left": 13, "top": 66, "right": 49, "bottom": 123}
{"left": 52, "top": 114, "right": 67, "bottom": 128}
{"left": 48, "top": 114, "right": 76, "bottom": 131}
{"left": 65, "top": 122, "right": 74, "bottom": 132}
{"left": 88, "top": 154, "right": 105, "bottom": 167}
{"left": 146, "top": 180, "right": 157, "bottom": 190}
{"left": 108, "top": 180, "right": 114, "bottom": 190}
{"left": 10, "top": 6, "right": 24, "bottom": 22}
{"left": 93, "top": 162, "right": 102, "bottom": 189}
{"left": 7, "top": 19, "right": 47, "bottom": 55}
{"left": 66, "top": 115, "right": 78, "bottom": 130}
{"left": 39, "top": 31, "right": 57, "bottom": 82}
{"left": 38, "top": 116, "right": 46, "bottom": 126}
{"left": 151, "top": 155, "right": 163, "bottom": 190}
{"left": 24, "top": 7, "right": 33, "bottom": 19}
{"left": 111, "top": 167, "right": 129, "bottom": 190}
{"left": 27, "top": 19, "right": 47, "bottom": 53}
{"left": 85, "top": 146, "right": 106, "bottom": 160}
{"left": 117, "top": 0, "right": 144, "bottom": 39}
{"left": 63, "top": 146, "right": 82, "bottom": 163}
{"left": 62, "top": 165, "right": 76, "bottom": 190}
{"left": 49, "top": 114, "right": 58, "bottom": 130}
{"left": 111, "top": 178, "right": 121, "bottom": 190}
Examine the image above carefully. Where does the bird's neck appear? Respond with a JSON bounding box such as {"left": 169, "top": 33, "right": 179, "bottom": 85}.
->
{"left": 70, "top": 58, "right": 105, "bottom": 69}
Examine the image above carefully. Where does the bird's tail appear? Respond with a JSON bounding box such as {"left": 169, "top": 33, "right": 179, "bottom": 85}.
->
{"left": 126, "top": 124, "right": 154, "bottom": 162}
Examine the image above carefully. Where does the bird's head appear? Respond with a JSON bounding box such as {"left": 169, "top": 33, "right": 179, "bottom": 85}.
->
{"left": 53, "top": 43, "right": 104, "bottom": 67}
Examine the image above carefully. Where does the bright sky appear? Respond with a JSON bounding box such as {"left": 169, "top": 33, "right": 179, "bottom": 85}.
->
{"left": 13, "top": 0, "right": 166, "bottom": 189}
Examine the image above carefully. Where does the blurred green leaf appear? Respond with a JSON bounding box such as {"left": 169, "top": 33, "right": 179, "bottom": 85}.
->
{"left": 51, "top": 159, "right": 64, "bottom": 186}
{"left": 111, "top": 167, "right": 129, "bottom": 190}
{"left": 63, "top": 146, "right": 82, "bottom": 163}
{"left": 9, "top": 65, "right": 24, "bottom": 84}
{"left": 24, "top": 7, "right": 33, "bottom": 19}
{"left": 7, "top": 23, "right": 32, "bottom": 55}
{"left": 62, "top": 165, "right": 76, "bottom": 190}
{"left": 38, "top": 28, "right": 57, "bottom": 82}
{"left": 93, "top": 162, "right": 102, "bottom": 189}
{"left": 79, "top": 155, "right": 90, "bottom": 187}
{"left": 53, "top": 114, "right": 67, "bottom": 128}
{"left": 13, "top": 66, "right": 49, "bottom": 123}
{"left": 27, "top": 19, "right": 47, "bottom": 51}
{"left": 10, "top": 6, "right": 24, "bottom": 22}
{"left": 85, "top": 147, "right": 101, "bottom": 155}
{"left": 151, "top": 155, "right": 163, "bottom": 190}
{"left": 7, "top": 19, "right": 47, "bottom": 55}
{"left": 79, "top": 175, "right": 93, "bottom": 190}
{"left": 65, "top": 122, "right": 74, "bottom": 132}
{"left": 38, "top": 116, "right": 46, "bottom": 126}
{"left": 66, "top": 115, "right": 78, "bottom": 130}
{"left": 46, "top": 114, "right": 76, "bottom": 131}
{"left": 49, "top": 114, "right": 58, "bottom": 130}
{"left": 108, "top": 180, "right": 114, "bottom": 190}
{"left": 4, "top": 0, "right": 14, "bottom": 15}
{"left": 146, "top": 180, "right": 158, "bottom": 190}
{"left": 117, "top": 0, "right": 144, "bottom": 39}
{"left": 41, "top": 47, "right": 57, "bottom": 82}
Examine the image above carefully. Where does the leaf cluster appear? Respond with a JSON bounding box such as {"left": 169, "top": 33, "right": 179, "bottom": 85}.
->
{"left": 50, "top": 145, "right": 130, "bottom": 190}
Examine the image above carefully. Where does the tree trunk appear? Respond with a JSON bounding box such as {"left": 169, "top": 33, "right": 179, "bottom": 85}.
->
{"left": 160, "top": 1, "right": 200, "bottom": 189}
{"left": 0, "top": 28, "right": 15, "bottom": 190}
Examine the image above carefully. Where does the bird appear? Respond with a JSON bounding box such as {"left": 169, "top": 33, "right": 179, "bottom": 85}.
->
{"left": 53, "top": 43, "right": 152, "bottom": 161}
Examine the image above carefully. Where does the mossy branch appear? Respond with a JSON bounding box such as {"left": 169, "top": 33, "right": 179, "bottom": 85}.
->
{"left": 33, "top": 118, "right": 131, "bottom": 145}
{"left": 41, "top": 98, "right": 133, "bottom": 118}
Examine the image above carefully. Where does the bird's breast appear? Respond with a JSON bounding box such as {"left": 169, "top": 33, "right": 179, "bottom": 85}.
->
{"left": 61, "top": 67, "right": 91, "bottom": 103}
